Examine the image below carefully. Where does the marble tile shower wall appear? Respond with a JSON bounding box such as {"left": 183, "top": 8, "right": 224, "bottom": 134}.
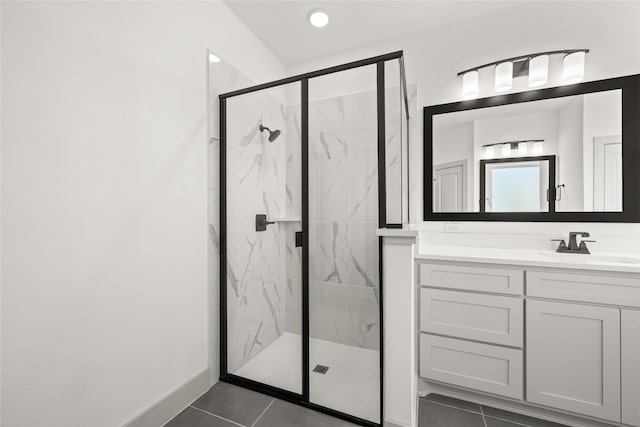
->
{"left": 298, "top": 90, "right": 381, "bottom": 349}
{"left": 386, "top": 84, "right": 417, "bottom": 225}
{"left": 210, "top": 64, "right": 415, "bottom": 373}
{"left": 208, "top": 62, "right": 255, "bottom": 382}
{"left": 284, "top": 104, "right": 303, "bottom": 336}
{"left": 224, "top": 86, "right": 288, "bottom": 373}
{"left": 282, "top": 86, "right": 415, "bottom": 350}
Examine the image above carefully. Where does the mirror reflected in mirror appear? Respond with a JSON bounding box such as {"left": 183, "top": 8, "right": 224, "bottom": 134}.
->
{"left": 432, "top": 90, "right": 621, "bottom": 213}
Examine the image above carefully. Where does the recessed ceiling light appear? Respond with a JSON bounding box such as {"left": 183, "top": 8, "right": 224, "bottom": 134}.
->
{"left": 308, "top": 9, "right": 329, "bottom": 28}
{"left": 208, "top": 52, "right": 221, "bottom": 63}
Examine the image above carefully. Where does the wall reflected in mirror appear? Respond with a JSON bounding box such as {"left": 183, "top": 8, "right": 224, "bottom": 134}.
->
{"left": 432, "top": 89, "right": 622, "bottom": 213}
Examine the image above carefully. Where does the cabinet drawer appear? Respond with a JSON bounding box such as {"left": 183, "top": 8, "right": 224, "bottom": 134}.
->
{"left": 420, "top": 334, "right": 523, "bottom": 400}
{"left": 420, "top": 288, "right": 523, "bottom": 347}
{"left": 526, "top": 271, "right": 640, "bottom": 307}
{"left": 419, "top": 263, "right": 523, "bottom": 295}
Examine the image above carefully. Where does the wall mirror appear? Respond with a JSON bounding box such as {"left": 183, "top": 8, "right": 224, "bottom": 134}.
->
{"left": 424, "top": 74, "right": 640, "bottom": 222}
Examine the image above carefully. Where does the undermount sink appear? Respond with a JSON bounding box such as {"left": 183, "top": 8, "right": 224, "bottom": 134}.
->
{"left": 538, "top": 251, "right": 640, "bottom": 265}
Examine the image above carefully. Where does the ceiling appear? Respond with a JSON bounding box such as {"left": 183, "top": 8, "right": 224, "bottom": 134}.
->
{"left": 224, "top": 0, "right": 528, "bottom": 65}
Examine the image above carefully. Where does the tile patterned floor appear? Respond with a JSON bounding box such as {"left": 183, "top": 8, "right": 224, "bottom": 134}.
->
{"left": 165, "top": 382, "right": 568, "bottom": 427}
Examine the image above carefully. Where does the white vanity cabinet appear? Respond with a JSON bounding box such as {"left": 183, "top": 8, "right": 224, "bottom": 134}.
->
{"left": 622, "top": 309, "right": 640, "bottom": 427}
{"left": 526, "top": 300, "right": 621, "bottom": 422}
{"left": 417, "top": 257, "right": 640, "bottom": 427}
{"left": 418, "top": 262, "right": 525, "bottom": 399}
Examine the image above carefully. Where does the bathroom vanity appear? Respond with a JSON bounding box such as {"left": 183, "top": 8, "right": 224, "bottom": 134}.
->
{"left": 416, "top": 246, "right": 640, "bottom": 427}
{"left": 412, "top": 71, "right": 640, "bottom": 426}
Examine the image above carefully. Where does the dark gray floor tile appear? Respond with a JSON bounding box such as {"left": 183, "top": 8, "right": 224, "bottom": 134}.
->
{"left": 485, "top": 416, "right": 528, "bottom": 427}
{"left": 482, "top": 406, "right": 568, "bottom": 427}
{"left": 164, "top": 406, "right": 238, "bottom": 427}
{"left": 191, "top": 382, "right": 274, "bottom": 426}
{"left": 253, "top": 399, "right": 359, "bottom": 427}
{"left": 419, "top": 400, "right": 485, "bottom": 427}
{"left": 421, "top": 393, "right": 482, "bottom": 413}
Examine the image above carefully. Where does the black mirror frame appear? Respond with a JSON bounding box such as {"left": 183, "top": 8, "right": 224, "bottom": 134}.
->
{"left": 423, "top": 74, "right": 640, "bottom": 222}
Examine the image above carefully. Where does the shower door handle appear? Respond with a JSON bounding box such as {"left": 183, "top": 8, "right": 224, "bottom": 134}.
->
{"left": 255, "top": 214, "right": 275, "bottom": 232}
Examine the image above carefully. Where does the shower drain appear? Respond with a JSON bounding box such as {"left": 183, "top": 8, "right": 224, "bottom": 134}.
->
{"left": 312, "top": 365, "right": 329, "bottom": 374}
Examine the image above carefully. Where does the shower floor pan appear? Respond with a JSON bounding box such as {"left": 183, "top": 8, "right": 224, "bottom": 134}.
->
{"left": 233, "top": 332, "right": 380, "bottom": 423}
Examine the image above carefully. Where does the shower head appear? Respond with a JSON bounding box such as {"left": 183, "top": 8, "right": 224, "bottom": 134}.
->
{"left": 259, "top": 124, "right": 282, "bottom": 143}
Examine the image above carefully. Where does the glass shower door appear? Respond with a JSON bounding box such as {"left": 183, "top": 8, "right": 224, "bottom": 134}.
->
{"left": 223, "top": 82, "right": 303, "bottom": 394}
{"left": 307, "top": 65, "right": 381, "bottom": 424}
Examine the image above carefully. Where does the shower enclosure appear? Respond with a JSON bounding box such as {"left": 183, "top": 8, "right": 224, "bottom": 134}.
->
{"left": 219, "top": 52, "right": 409, "bottom": 427}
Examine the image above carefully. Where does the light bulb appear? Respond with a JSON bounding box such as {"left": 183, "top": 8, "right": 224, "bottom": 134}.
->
{"left": 563, "top": 51, "right": 586, "bottom": 84}
{"left": 502, "top": 143, "right": 512, "bottom": 156}
{"left": 309, "top": 10, "right": 329, "bottom": 28}
{"left": 495, "top": 62, "right": 513, "bottom": 92}
{"left": 462, "top": 71, "right": 479, "bottom": 99}
{"left": 518, "top": 142, "right": 528, "bottom": 155}
{"left": 208, "top": 53, "right": 221, "bottom": 63}
{"left": 533, "top": 141, "right": 544, "bottom": 154}
{"left": 528, "top": 55, "right": 548, "bottom": 87}
{"left": 485, "top": 145, "right": 495, "bottom": 158}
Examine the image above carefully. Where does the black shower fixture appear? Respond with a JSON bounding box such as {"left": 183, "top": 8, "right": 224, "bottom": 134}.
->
{"left": 259, "top": 124, "right": 281, "bottom": 142}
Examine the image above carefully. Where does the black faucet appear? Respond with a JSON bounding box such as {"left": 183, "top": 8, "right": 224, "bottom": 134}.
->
{"left": 551, "top": 232, "right": 596, "bottom": 254}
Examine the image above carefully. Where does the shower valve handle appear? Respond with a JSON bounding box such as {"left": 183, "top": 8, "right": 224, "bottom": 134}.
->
{"left": 255, "top": 214, "right": 275, "bottom": 232}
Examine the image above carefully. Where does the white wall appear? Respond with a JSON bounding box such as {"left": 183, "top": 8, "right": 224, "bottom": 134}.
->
{"left": 473, "top": 113, "right": 559, "bottom": 212}
{"left": 432, "top": 121, "right": 474, "bottom": 210}
{"left": 582, "top": 90, "right": 622, "bottom": 210}
{"left": 1, "top": 2, "right": 284, "bottom": 426}
{"left": 288, "top": 1, "right": 640, "bottom": 110}
{"left": 557, "top": 97, "right": 584, "bottom": 212}
{"left": 286, "top": 1, "right": 640, "bottom": 248}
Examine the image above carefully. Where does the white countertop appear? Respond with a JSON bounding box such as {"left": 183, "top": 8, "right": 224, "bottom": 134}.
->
{"left": 376, "top": 228, "right": 419, "bottom": 238}
{"left": 417, "top": 244, "right": 640, "bottom": 274}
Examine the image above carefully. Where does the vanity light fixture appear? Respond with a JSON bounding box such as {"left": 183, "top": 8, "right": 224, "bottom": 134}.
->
{"left": 308, "top": 9, "right": 330, "bottom": 28}
{"left": 458, "top": 49, "right": 589, "bottom": 98}
{"left": 483, "top": 140, "right": 544, "bottom": 158}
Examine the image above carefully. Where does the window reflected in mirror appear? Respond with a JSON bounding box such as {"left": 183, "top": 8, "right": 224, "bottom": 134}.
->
{"left": 480, "top": 156, "right": 554, "bottom": 213}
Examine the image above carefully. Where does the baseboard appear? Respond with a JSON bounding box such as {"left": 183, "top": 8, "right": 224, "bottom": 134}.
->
{"left": 123, "top": 367, "right": 211, "bottom": 427}
{"left": 384, "top": 419, "right": 413, "bottom": 427}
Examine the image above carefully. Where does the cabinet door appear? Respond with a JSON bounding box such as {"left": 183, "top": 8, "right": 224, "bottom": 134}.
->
{"left": 526, "top": 300, "right": 621, "bottom": 422}
{"left": 622, "top": 310, "right": 640, "bottom": 427}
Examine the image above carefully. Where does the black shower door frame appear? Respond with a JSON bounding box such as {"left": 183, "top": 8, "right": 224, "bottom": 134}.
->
{"left": 219, "top": 51, "right": 407, "bottom": 427}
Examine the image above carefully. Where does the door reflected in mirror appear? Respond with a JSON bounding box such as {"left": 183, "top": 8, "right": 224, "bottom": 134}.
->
{"left": 480, "top": 156, "right": 554, "bottom": 213}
